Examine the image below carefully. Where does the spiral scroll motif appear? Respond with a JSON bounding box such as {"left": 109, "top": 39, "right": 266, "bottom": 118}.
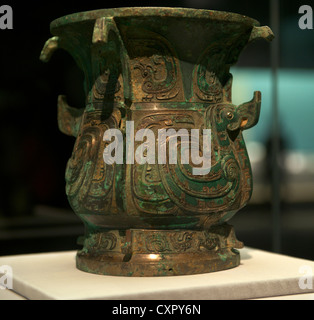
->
{"left": 100, "top": 232, "right": 117, "bottom": 251}
{"left": 158, "top": 131, "right": 241, "bottom": 214}
{"left": 146, "top": 234, "right": 171, "bottom": 253}
{"left": 66, "top": 126, "right": 102, "bottom": 197}
{"left": 170, "top": 232, "right": 193, "bottom": 252}
{"left": 222, "top": 157, "right": 240, "bottom": 182}
{"left": 84, "top": 232, "right": 118, "bottom": 254}
{"left": 130, "top": 109, "right": 243, "bottom": 217}
{"left": 65, "top": 116, "right": 115, "bottom": 214}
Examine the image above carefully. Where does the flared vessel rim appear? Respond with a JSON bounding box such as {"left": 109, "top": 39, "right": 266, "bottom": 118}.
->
{"left": 50, "top": 6, "right": 260, "bottom": 31}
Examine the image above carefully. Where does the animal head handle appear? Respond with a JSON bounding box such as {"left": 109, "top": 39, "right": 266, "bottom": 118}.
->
{"left": 227, "top": 91, "right": 261, "bottom": 132}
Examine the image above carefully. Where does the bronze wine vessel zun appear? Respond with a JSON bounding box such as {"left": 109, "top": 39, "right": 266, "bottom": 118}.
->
{"left": 41, "top": 7, "right": 274, "bottom": 276}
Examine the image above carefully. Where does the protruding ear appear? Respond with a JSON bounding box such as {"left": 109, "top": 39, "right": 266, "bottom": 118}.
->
{"left": 41, "top": 38, "right": 84, "bottom": 138}
{"left": 236, "top": 91, "right": 261, "bottom": 130}
{"left": 249, "top": 26, "right": 275, "bottom": 43}
{"left": 40, "top": 36, "right": 60, "bottom": 62}
{"left": 58, "top": 95, "right": 84, "bottom": 137}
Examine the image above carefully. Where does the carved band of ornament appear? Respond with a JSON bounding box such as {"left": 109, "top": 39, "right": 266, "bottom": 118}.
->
{"left": 83, "top": 229, "right": 233, "bottom": 254}
{"left": 144, "top": 231, "right": 220, "bottom": 253}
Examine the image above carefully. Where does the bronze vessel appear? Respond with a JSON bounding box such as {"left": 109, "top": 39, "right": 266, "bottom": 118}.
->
{"left": 41, "top": 7, "right": 274, "bottom": 276}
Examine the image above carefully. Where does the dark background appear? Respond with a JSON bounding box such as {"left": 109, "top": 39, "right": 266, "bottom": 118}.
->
{"left": 0, "top": 0, "right": 313, "bottom": 261}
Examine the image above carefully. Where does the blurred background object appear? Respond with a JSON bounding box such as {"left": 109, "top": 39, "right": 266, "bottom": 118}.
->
{"left": 0, "top": 0, "right": 313, "bottom": 261}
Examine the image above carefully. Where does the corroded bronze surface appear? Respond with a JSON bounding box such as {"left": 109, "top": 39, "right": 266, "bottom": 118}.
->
{"left": 41, "top": 7, "right": 274, "bottom": 276}
{"left": 77, "top": 225, "right": 243, "bottom": 276}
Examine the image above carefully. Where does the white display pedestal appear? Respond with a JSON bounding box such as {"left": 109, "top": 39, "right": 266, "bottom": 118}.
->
{"left": 0, "top": 247, "right": 313, "bottom": 300}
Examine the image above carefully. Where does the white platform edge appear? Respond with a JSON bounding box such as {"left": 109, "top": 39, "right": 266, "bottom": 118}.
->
{"left": 0, "top": 247, "right": 313, "bottom": 300}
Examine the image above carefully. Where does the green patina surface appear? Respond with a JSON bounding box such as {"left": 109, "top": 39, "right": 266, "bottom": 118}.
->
{"left": 41, "top": 7, "right": 273, "bottom": 276}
